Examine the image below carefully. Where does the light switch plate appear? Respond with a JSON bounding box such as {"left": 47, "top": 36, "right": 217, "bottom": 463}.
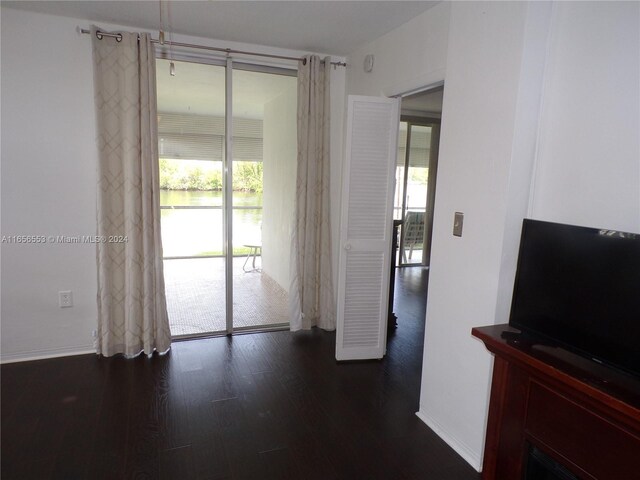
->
{"left": 453, "top": 212, "right": 464, "bottom": 237}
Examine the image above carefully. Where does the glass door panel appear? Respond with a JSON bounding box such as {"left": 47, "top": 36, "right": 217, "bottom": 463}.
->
{"left": 157, "top": 59, "right": 227, "bottom": 336}
{"left": 160, "top": 209, "right": 223, "bottom": 258}
{"left": 231, "top": 68, "right": 297, "bottom": 330}
{"left": 402, "top": 125, "right": 431, "bottom": 265}
{"left": 395, "top": 123, "right": 435, "bottom": 266}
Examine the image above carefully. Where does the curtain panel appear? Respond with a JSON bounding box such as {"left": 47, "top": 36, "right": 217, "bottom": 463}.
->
{"left": 289, "top": 55, "right": 336, "bottom": 331}
{"left": 91, "top": 27, "right": 171, "bottom": 356}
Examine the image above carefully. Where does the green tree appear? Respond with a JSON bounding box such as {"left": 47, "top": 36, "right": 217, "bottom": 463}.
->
{"left": 159, "top": 158, "right": 263, "bottom": 192}
{"left": 233, "top": 161, "right": 263, "bottom": 193}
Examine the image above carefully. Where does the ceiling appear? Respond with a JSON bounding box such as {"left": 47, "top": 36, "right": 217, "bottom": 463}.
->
{"left": 402, "top": 86, "right": 444, "bottom": 115}
{"left": 3, "top": 1, "right": 439, "bottom": 56}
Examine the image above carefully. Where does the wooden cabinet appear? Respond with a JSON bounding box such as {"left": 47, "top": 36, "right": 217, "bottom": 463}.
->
{"left": 472, "top": 325, "right": 640, "bottom": 480}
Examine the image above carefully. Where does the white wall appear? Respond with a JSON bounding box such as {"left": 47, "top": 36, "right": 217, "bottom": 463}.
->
{"left": 346, "top": 2, "right": 450, "bottom": 97}
{"left": 531, "top": 1, "right": 640, "bottom": 232}
{"left": 493, "top": 1, "right": 554, "bottom": 328}
{"left": 345, "top": 0, "right": 640, "bottom": 472}
{"left": 419, "top": 2, "right": 550, "bottom": 469}
{"left": 1, "top": 9, "right": 99, "bottom": 362}
{"left": 0, "top": 7, "right": 346, "bottom": 362}
{"left": 262, "top": 87, "right": 297, "bottom": 290}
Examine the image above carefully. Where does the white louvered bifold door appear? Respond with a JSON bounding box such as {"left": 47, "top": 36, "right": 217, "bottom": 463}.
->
{"left": 336, "top": 96, "right": 400, "bottom": 361}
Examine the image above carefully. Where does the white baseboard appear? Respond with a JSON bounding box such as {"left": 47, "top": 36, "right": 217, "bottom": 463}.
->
{"left": 1, "top": 344, "right": 95, "bottom": 364}
{"left": 415, "top": 408, "right": 483, "bottom": 472}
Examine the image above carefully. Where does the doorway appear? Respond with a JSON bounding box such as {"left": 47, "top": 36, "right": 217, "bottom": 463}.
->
{"left": 335, "top": 88, "right": 444, "bottom": 360}
{"left": 394, "top": 86, "right": 443, "bottom": 267}
{"left": 156, "top": 58, "right": 297, "bottom": 337}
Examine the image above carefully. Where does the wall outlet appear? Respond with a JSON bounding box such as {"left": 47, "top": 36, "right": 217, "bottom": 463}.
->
{"left": 59, "top": 290, "right": 73, "bottom": 308}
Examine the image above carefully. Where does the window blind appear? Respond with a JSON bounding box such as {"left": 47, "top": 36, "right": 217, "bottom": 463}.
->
{"left": 396, "top": 126, "right": 431, "bottom": 168}
{"left": 158, "top": 112, "right": 263, "bottom": 161}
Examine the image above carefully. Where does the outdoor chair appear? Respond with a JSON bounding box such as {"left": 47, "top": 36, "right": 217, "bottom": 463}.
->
{"left": 402, "top": 211, "right": 425, "bottom": 263}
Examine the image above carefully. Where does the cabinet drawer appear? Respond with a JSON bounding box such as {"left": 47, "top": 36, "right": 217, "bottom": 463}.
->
{"left": 525, "top": 382, "right": 640, "bottom": 479}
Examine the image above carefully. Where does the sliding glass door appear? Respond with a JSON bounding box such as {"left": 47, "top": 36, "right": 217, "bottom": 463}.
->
{"left": 156, "top": 58, "right": 297, "bottom": 337}
{"left": 231, "top": 67, "right": 297, "bottom": 331}
{"left": 394, "top": 121, "right": 440, "bottom": 267}
{"left": 157, "top": 60, "right": 227, "bottom": 336}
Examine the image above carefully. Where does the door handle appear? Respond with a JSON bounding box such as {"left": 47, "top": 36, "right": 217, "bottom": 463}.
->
{"left": 344, "top": 243, "right": 352, "bottom": 251}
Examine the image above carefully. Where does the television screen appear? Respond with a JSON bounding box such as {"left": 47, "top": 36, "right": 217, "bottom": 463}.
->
{"left": 509, "top": 219, "right": 640, "bottom": 377}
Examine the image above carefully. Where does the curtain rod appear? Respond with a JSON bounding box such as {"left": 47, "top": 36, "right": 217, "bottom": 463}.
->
{"left": 80, "top": 28, "right": 347, "bottom": 67}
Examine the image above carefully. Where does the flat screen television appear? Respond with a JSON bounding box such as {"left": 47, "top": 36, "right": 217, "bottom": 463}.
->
{"left": 508, "top": 219, "right": 640, "bottom": 378}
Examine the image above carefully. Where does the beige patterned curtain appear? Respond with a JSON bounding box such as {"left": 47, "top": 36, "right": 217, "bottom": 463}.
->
{"left": 92, "top": 27, "right": 171, "bottom": 357}
{"left": 289, "top": 55, "right": 335, "bottom": 331}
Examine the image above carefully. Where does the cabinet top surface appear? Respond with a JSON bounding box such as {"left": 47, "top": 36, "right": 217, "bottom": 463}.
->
{"left": 473, "top": 324, "right": 640, "bottom": 416}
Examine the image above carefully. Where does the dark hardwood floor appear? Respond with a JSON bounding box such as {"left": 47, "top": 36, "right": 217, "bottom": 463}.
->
{"left": 1, "top": 267, "right": 480, "bottom": 480}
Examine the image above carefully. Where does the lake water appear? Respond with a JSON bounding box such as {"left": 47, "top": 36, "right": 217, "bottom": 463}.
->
{"left": 160, "top": 190, "right": 262, "bottom": 208}
{"left": 160, "top": 190, "right": 263, "bottom": 257}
